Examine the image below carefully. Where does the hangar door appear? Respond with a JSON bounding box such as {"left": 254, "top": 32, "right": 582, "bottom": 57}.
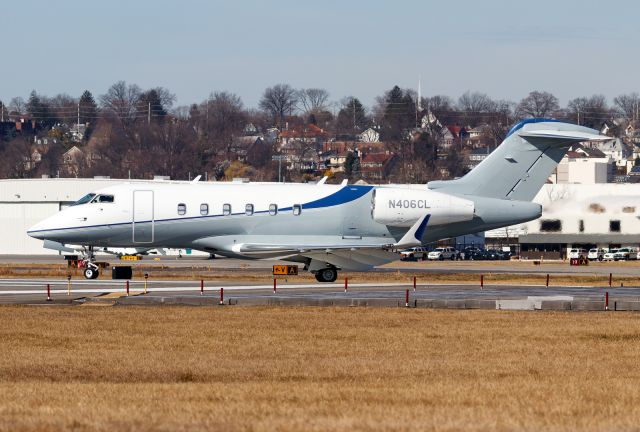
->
{"left": 133, "top": 190, "right": 154, "bottom": 243}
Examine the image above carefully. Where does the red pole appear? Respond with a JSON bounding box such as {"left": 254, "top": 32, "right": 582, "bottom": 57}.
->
{"left": 344, "top": 277, "right": 348, "bottom": 293}
{"left": 405, "top": 289, "right": 409, "bottom": 307}
{"left": 413, "top": 276, "right": 417, "bottom": 292}
{"left": 609, "top": 273, "right": 612, "bottom": 287}
{"left": 46, "top": 284, "right": 51, "bottom": 301}
{"left": 219, "top": 287, "right": 224, "bottom": 305}
{"left": 606, "top": 291, "right": 609, "bottom": 311}
{"left": 546, "top": 274, "right": 549, "bottom": 287}
{"left": 480, "top": 274, "right": 484, "bottom": 290}
{"left": 126, "top": 280, "right": 129, "bottom": 296}
{"left": 200, "top": 279, "right": 204, "bottom": 295}
{"left": 273, "top": 278, "right": 277, "bottom": 294}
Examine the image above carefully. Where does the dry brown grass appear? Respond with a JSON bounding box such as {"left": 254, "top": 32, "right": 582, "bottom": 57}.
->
{"left": 1, "top": 307, "right": 640, "bottom": 431}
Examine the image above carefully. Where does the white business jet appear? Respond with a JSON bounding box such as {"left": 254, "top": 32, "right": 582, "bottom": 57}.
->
{"left": 28, "top": 120, "right": 608, "bottom": 281}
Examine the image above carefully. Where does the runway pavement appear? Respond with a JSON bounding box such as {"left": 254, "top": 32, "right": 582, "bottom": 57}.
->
{"left": 2, "top": 254, "right": 640, "bottom": 310}
{"left": 1, "top": 276, "right": 639, "bottom": 311}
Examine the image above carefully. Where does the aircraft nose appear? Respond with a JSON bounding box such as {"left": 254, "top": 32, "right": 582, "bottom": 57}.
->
{"left": 27, "top": 217, "right": 56, "bottom": 240}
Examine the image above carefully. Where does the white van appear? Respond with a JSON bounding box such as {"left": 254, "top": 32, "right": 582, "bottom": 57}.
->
{"left": 567, "top": 248, "right": 587, "bottom": 259}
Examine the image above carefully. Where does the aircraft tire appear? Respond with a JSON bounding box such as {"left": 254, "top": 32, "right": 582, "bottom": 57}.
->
{"left": 84, "top": 268, "right": 99, "bottom": 280}
{"left": 315, "top": 267, "right": 338, "bottom": 283}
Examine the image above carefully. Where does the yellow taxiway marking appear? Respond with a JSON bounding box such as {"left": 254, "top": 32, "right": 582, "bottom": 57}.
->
{"left": 100, "top": 291, "right": 145, "bottom": 299}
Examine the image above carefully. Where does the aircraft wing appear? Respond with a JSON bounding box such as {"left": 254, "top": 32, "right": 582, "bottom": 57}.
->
{"left": 192, "top": 214, "right": 432, "bottom": 270}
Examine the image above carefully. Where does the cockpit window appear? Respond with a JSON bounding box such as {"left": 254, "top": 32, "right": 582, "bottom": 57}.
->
{"left": 97, "top": 195, "right": 114, "bottom": 203}
{"left": 71, "top": 193, "right": 96, "bottom": 206}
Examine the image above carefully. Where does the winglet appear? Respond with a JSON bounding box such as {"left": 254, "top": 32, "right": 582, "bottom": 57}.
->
{"left": 317, "top": 176, "right": 328, "bottom": 185}
{"left": 394, "top": 214, "right": 430, "bottom": 248}
{"left": 191, "top": 175, "right": 202, "bottom": 184}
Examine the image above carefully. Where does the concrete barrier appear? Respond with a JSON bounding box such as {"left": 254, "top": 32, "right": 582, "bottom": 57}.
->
{"left": 614, "top": 301, "right": 640, "bottom": 311}
{"left": 540, "top": 301, "right": 572, "bottom": 311}
{"left": 571, "top": 301, "right": 605, "bottom": 311}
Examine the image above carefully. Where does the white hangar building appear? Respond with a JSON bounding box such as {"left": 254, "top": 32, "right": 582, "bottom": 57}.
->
{"left": 0, "top": 178, "right": 134, "bottom": 254}
{"left": 510, "top": 184, "right": 640, "bottom": 259}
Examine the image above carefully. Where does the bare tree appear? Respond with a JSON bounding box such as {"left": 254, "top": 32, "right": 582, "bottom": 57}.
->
{"left": 8, "top": 97, "right": 26, "bottom": 115}
{"left": 48, "top": 93, "right": 77, "bottom": 125}
{"left": 613, "top": 93, "right": 640, "bottom": 121}
{"left": 515, "top": 91, "right": 559, "bottom": 119}
{"left": 456, "top": 91, "right": 498, "bottom": 126}
{"left": 206, "top": 91, "right": 247, "bottom": 155}
{"left": 259, "top": 84, "right": 298, "bottom": 128}
{"left": 99, "top": 81, "right": 142, "bottom": 124}
{"left": 566, "top": 95, "right": 610, "bottom": 127}
{"left": 458, "top": 91, "right": 496, "bottom": 113}
{"left": 297, "top": 88, "right": 330, "bottom": 114}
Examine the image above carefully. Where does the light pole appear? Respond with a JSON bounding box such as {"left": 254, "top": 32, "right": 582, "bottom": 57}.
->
{"left": 272, "top": 155, "right": 286, "bottom": 183}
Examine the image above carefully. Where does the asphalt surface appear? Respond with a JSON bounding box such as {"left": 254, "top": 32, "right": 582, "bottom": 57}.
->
{"left": 1, "top": 255, "right": 640, "bottom": 309}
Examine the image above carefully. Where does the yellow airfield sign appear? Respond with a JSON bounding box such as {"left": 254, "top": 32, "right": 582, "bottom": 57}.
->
{"left": 273, "top": 265, "right": 299, "bottom": 275}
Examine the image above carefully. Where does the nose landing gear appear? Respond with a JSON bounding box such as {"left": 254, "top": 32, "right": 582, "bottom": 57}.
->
{"left": 82, "top": 246, "right": 100, "bottom": 279}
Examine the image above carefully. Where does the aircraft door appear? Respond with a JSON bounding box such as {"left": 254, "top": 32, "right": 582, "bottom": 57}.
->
{"left": 133, "top": 190, "right": 154, "bottom": 243}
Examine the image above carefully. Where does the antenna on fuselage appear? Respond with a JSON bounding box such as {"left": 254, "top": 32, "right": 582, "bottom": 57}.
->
{"left": 191, "top": 175, "right": 202, "bottom": 184}
{"left": 340, "top": 179, "right": 348, "bottom": 186}
{"left": 317, "top": 176, "right": 328, "bottom": 185}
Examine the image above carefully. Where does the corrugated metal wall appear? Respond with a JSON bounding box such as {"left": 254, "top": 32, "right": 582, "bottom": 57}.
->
{"left": 0, "top": 202, "right": 60, "bottom": 254}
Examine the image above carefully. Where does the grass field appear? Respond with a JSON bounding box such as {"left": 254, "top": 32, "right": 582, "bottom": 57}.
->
{"left": 1, "top": 306, "right": 640, "bottom": 431}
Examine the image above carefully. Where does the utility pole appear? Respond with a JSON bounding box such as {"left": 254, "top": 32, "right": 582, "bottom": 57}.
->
{"left": 1, "top": 101, "right": 3, "bottom": 122}
{"left": 77, "top": 102, "right": 80, "bottom": 135}
{"left": 148, "top": 102, "right": 151, "bottom": 125}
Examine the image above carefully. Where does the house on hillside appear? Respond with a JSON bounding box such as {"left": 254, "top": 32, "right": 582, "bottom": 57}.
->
{"left": 230, "top": 136, "right": 266, "bottom": 164}
{"left": 278, "top": 124, "right": 328, "bottom": 146}
{"left": 360, "top": 152, "right": 397, "bottom": 181}
{"left": 358, "top": 128, "right": 380, "bottom": 143}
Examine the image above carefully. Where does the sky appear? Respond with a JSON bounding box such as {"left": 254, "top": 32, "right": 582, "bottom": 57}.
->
{"left": 2, "top": 0, "right": 640, "bottom": 110}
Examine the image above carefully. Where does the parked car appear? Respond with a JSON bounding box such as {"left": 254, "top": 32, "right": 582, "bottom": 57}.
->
{"left": 613, "top": 247, "right": 636, "bottom": 261}
{"left": 461, "top": 247, "right": 486, "bottom": 260}
{"left": 567, "top": 248, "right": 587, "bottom": 259}
{"left": 587, "top": 248, "right": 605, "bottom": 261}
{"left": 399, "top": 247, "right": 428, "bottom": 261}
{"left": 603, "top": 249, "right": 618, "bottom": 261}
{"left": 485, "top": 249, "right": 510, "bottom": 260}
{"left": 427, "top": 247, "right": 458, "bottom": 261}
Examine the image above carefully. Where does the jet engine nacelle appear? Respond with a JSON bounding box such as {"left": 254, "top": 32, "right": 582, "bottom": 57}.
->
{"left": 372, "top": 187, "right": 475, "bottom": 227}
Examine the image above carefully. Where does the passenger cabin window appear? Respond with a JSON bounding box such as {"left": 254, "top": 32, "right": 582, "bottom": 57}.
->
{"left": 293, "top": 204, "right": 302, "bottom": 216}
{"left": 269, "top": 204, "right": 278, "bottom": 216}
{"left": 177, "top": 203, "right": 186, "bottom": 215}
{"left": 200, "top": 204, "right": 209, "bottom": 216}
{"left": 245, "top": 204, "right": 254, "bottom": 216}
{"left": 71, "top": 193, "right": 96, "bottom": 206}
{"left": 223, "top": 203, "right": 231, "bottom": 216}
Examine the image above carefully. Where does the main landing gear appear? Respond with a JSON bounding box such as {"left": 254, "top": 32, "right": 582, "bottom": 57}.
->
{"left": 82, "top": 246, "right": 100, "bottom": 279}
{"left": 314, "top": 266, "right": 338, "bottom": 283}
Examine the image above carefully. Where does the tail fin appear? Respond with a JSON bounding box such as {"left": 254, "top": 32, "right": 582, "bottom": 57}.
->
{"left": 428, "top": 119, "right": 609, "bottom": 201}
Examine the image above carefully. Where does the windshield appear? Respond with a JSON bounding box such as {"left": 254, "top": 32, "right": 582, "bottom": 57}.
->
{"left": 71, "top": 193, "right": 96, "bottom": 206}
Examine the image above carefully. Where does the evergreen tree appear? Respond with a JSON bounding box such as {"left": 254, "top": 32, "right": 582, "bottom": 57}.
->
{"left": 78, "top": 90, "right": 98, "bottom": 124}
{"left": 138, "top": 89, "right": 167, "bottom": 123}
{"left": 336, "top": 97, "right": 366, "bottom": 134}
{"left": 381, "top": 86, "right": 415, "bottom": 141}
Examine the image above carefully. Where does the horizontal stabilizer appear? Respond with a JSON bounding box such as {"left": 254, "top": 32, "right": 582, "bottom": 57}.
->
{"left": 518, "top": 129, "right": 611, "bottom": 142}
